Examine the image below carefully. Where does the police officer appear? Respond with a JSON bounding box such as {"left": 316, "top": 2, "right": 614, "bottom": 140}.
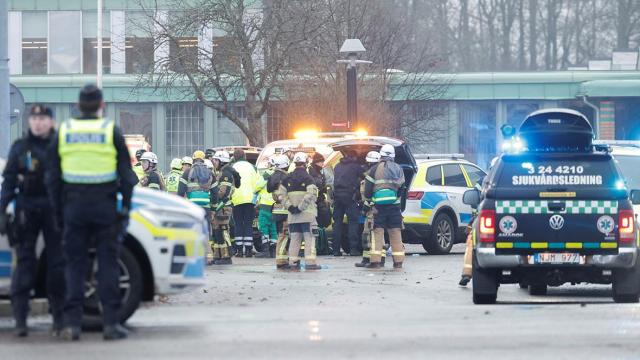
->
{"left": 363, "top": 144, "right": 405, "bottom": 269}
{"left": 47, "top": 85, "right": 138, "bottom": 340}
{"left": 139, "top": 152, "right": 165, "bottom": 191}
{"left": 133, "top": 149, "right": 146, "bottom": 181}
{"left": 355, "top": 151, "right": 386, "bottom": 268}
{"left": 0, "top": 105, "right": 65, "bottom": 337}
{"left": 210, "top": 151, "right": 240, "bottom": 265}
{"left": 332, "top": 149, "right": 365, "bottom": 256}
{"left": 166, "top": 158, "right": 183, "bottom": 194}
{"left": 231, "top": 149, "right": 258, "bottom": 257}
{"left": 269, "top": 155, "right": 291, "bottom": 269}
{"left": 282, "top": 153, "right": 321, "bottom": 271}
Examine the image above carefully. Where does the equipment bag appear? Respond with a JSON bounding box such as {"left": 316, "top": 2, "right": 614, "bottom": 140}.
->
{"left": 372, "top": 188, "right": 399, "bottom": 205}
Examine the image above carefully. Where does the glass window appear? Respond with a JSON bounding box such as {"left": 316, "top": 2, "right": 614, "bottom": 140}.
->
{"left": 168, "top": 12, "right": 198, "bottom": 73}
{"left": 442, "top": 164, "right": 467, "bottom": 187}
{"left": 49, "top": 11, "right": 82, "bottom": 74}
{"left": 166, "top": 103, "right": 205, "bottom": 169}
{"left": 119, "top": 104, "right": 153, "bottom": 146}
{"left": 462, "top": 164, "right": 486, "bottom": 187}
{"left": 426, "top": 165, "right": 442, "bottom": 186}
{"left": 83, "top": 11, "right": 111, "bottom": 74}
{"left": 125, "top": 11, "right": 154, "bottom": 73}
{"left": 217, "top": 107, "right": 248, "bottom": 146}
{"left": 459, "top": 102, "right": 496, "bottom": 170}
{"left": 22, "top": 11, "right": 47, "bottom": 75}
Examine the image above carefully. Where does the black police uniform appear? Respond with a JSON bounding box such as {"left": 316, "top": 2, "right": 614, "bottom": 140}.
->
{"left": 0, "top": 114, "right": 65, "bottom": 332}
{"left": 47, "top": 113, "right": 138, "bottom": 332}
{"left": 332, "top": 155, "right": 365, "bottom": 255}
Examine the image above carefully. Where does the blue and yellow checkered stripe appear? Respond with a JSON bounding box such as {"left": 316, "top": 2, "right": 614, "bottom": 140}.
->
{"left": 496, "top": 200, "right": 617, "bottom": 214}
{"left": 496, "top": 241, "right": 617, "bottom": 249}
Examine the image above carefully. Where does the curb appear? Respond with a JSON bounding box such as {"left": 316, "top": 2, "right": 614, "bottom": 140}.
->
{"left": 0, "top": 299, "right": 49, "bottom": 317}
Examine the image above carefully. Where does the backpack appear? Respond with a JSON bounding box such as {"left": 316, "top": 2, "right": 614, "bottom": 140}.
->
{"left": 188, "top": 163, "right": 213, "bottom": 190}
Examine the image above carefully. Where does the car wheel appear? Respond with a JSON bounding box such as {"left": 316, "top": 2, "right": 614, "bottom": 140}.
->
{"left": 529, "top": 284, "right": 547, "bottom": 296}
{"left": 423, "top": 213, "right": 455, "bottom": 255}
{"left": 82, "top": 246, "right": 143, "bottom": 330}
{"left": 613, "top": 259, "right": 640, "bottom": 303}
{"left": 472, "top": 251, "right": 498, "bottom": 304}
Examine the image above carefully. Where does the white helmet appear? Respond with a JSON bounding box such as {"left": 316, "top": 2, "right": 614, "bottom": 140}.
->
{"left": 293, "top": 152, "right": 308, "bottom": 164}
{"left": 140, "top": 151, "right": 158, "bottom": 164}
{"left": 213, "top": 150, "right": 231, "bottom": 163}
{"left": 380, "top": 144, "right": 395, "bottom": 159}
{"left": 366, "top": 151, "right": 381, "bottom": 163}
{"left": 204, "top": 159, "right": 214, "bottom": 169}
{"left": 272, "top": 154, "right": 290, "bottom": 169}
{"left": 181, "top": 156, "right": 193, "bottom": 166}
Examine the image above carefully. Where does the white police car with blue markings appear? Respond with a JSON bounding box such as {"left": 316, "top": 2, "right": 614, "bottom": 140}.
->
{"left": 402, "top": 154, "right": 486, "bottom": 255}
{"left": 0, "top": 159, "right": 207, "bottom": 326}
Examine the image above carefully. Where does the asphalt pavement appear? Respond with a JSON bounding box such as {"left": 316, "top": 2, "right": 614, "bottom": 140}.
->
{"left": 2, "top": 244, "right": 640, "bottom": 359}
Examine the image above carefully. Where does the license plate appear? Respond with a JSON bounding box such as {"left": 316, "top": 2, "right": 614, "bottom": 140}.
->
{"left": 529, "top": 253, "right": 585, "bottom": 265}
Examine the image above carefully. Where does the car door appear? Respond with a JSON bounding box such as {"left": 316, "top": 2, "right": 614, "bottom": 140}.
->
{"left": 441, "top": 163, "right": 473, "bottom": 226}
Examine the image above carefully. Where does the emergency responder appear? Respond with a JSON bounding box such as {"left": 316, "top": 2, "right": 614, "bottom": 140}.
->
{"left": 47, "top": 84, "right": 138, "bottom": 340}
{"left": 332, "top": 149, "right": 365, "bottom": 256}
{"left": 363, "top": 144, "right": 405, "bottom": 269}
{"left": 165, "top": 158, "right": 183, "bottom": 194}
{"left": 231, "top": 149, "right": 258, "bottom": 257}
{"left": 181, "top": 156, "right": 193, "bottom": 173}
{"left": 204, "top": 159, "right": 214, "bottom": 172}
{"left": 210, "top": 150, "right": 240, "bottom": 265}
{"left": 139, "top": 152, "right": 165, "bottom": 191}
{"left": 269, "top": 155, "right": 291, "bottom": 269}
{"left": 0, "top": 105, "right": 65, "bottom": 337}
{"left": 133, "top": 149, "right": 146, "bottom": 181}
{"left": 308, "top": 153, "right": 331, "bottom": 253}
{"left": 282, "top": 152, "right": 321, "bottom": 270}
{"left": 355, "top": 151, "right": 385, "bottom": 268}
{"left": 255, "top": 158, "right": 277, "bottom": 258}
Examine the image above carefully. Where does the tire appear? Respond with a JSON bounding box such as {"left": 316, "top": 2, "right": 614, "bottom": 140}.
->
{"left": 423, "top": 213, "right": 455, "bottom": 255}
{"left": 472, "top": 251, "right": 498, "bottom": 304}
{"left": 82, "top": 246, "right": 144, "bottom": 330}
{"left": 529, "top": 284, "right": 547, "bottom": 296}
{"left": 613, "top": 258, "right": 640, "bottom": 303}
{"left": 518, "top": 281, "right": 528, "bottom": 289}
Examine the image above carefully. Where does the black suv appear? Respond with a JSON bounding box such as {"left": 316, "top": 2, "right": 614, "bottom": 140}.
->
{"left": 464, "top": 109, "right": 640, "bottom": 304}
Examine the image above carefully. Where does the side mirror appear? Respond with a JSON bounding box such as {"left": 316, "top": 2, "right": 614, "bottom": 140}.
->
{"left": 631, "top": 190, "right": 640, "bottom": 205}
{"left": 463, "top": 189, "right": 481, "bottom": 208}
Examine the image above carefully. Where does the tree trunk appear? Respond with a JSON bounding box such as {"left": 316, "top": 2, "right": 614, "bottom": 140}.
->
{"left": 459, "top": 0, "right": 472, "bottom": 70}
{"left": 518, "top": 1, "right": 526, "bottom": 70}
{"left": 617, "top": 0, "right": 632, "bottom": 50}
{"left": 529, "top": 0, "right": 538, "bottom": 69}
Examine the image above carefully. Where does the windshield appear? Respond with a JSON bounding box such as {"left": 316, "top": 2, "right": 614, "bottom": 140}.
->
{"left": 255, "top": 140, "right": 337, "bottom": 170}
{"left": 614, "top": 155, "right": 640, "bottom": 190}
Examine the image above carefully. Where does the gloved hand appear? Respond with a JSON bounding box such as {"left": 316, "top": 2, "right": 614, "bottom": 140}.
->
{"left": 214, "top": 202, "right": 225, "bottom": 212}
{"left": 0, "top": 213, "right": 8, "bottom": 236}
{"left": 288, "top": 206, "right": 302, "bottom": 214}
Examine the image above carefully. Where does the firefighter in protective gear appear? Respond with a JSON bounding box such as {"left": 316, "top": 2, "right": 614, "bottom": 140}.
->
{"left": 281, "top": 152, "right": 321, "bottom": 271}
{"left": 363, "top": 144, "right": 405, "bottom": 269}
{"left": 166, "top": 158, "right": 183, "bottom": 194}
{"left": 47, "top": 84, "right": 137, "bottom": 341}
{"left": 181, "top": 156, "right": 193, "bottom": 172}
{"left": 231, "top": 149, "right": 259, "bottom": 257}
{"left": 133, "top": 149, "right": 146, "bottom": 181}
{"left": 255, "top": 158, "right": 278, "bottom": 258}
{"left": 204, "top": 159, "right": 214, "bottom": 170}
{"left": 209, "top": 150, "right": 240, "bottom": 265}
{"left": 139, "top": 152, "right": 166, "bottom": 191}
{"left": 269, "top": 155, "right": 291, "bottom": 269}
{"left": 355, "top": 151, "right": 386, "bottom": 268}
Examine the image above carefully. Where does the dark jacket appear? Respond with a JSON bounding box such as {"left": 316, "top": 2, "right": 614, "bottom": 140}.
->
{"left": 333, "top": 156, "right": 365, "bottom": 202}
{"left": 308, "top": 164, "right": 327, "bottom": 203}
{"left": 46, "top": 116, "right": 138, "bottom": 217}
{"left": 1, "top": 130, "right": 56, "bottom": 212}
{"left": 267, "top": 169, "right": 288, "bottom": 193}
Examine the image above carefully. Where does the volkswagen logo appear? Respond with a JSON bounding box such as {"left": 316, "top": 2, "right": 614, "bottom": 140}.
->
{"left": 549, "top": 215, "right": 565, "bottom": 230}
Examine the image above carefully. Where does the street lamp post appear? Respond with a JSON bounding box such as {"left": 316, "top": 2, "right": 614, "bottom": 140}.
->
{"left": 97, "top": 0, "right": 103, "bottom": 88}
{"left": 337, "top": 39, "right": 371, "bottom": 131}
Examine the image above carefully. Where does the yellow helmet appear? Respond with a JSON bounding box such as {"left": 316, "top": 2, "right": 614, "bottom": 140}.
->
{"left": 192, "top": 150, "right": 206, "bottom": 160}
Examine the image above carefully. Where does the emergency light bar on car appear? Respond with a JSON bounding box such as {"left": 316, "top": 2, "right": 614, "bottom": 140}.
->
{"left": 413, "top": 153, "right": 465, "bottom": 160}
{"left": 593, "top": 140, "right": 640, "bottom": 148}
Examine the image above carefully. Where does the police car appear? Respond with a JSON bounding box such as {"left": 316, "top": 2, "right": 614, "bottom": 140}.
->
{"left": 402, "top": 154, "right": 486, "bottom": 254}
{"left": 464, "top": 109, "right": 640, "bottom": 304}
{"left": 0, "top": 171, "right": 207, "bottom": 326}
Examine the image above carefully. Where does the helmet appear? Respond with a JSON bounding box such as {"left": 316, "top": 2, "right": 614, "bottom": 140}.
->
{"left": 204, "top": 159, "right": 214, "bottom": 169}
{"left": 170, "top": 158, "right": 182, "bottom": 170}
{"left": 140, "top": 151, "right": 158, "bottom": 164}
{"left": 272, "top": 154, "right": 290, "bottom": 169}
{"left": 380, "top": 144, "right": 395, "bottom": 159}
{"left": 181, "top": 156, "right": 193, "bottom": 165}
{"left": 192, "top": 150, "right": 206, "bottom": 160}
{"left": 205, "top": 148, "right": 215, "bottom": 159}
{"left": 135, "top": 149, "right": 146, "bottom": 161}
{"left": 213, "top": 150, "right": 231, "bottom": 163}
{"left": 365, "top": 151, "right": 381, "bottom": 163}
{"left": 293, "top": 152, "right": 308, "bottom": 164}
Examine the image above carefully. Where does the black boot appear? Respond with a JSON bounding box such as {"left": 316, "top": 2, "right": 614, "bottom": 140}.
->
{"left": 214, "top": 257, "right": 233, "bottom": 265}
{"left": 61, "top": 326, "right": 81, "bottom": 341}
{"left": 255, "top": 244, "right": 271, "bottom": 258}
{"left": 380, "top": 256, "right": 386, "bottom": 267}
{"left": 15, "top": 320, "right": 27, "bottom": 338}
{"left": 269, "top": 243, "right": 277, "bottom": 258}
{"left": 103, "top": 324, "right": 129, "bottom": 341}
{"left": 50, "top": 316, "right": 64, "bottom": 338}
{"left": 235, "top": 245, "right": 244, "bottom": 258}
{"left": 244, "top": 246, "right": 254, "bottom": 258}
{"left": 365, "top": 262, "right": 383, "bottom": 269}
{"left": 355, "top": 258, "right": 370, "bottom": 267}
{"left": 393, "top": 262, "right": 403, "bottom": 269}
{"left": 459, "top": 274, "right": 471, "bottom": 287}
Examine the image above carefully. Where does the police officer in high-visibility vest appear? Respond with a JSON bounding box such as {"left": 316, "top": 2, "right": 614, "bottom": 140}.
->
{"left": 139, "top": 152, "right": 165, "bottom": 191}
{"left": 165, "top": 158, "right": 183, "bottom": 194}
{"left": 210, "top": 151, "right": 240, "bottom": 265}
{"left": 47, "top": 84, "right": 138, "bottom": 341}
{"left": 255, "top": 158, "right": 278, "bottom": 258}
{"left": 231, "top": 149, "right": 259, "bottom": 257}
{"left": 355, "top": 151, "right": 386, "bottom": 268}
{"left": 133, "top": 149, "right": 146, "bottom": 182}
{"left": 269, "top": 155, "right": 291, "bottom": 269}
{"left": 363, "top": 144, "right": 405, "bottom": 269}
{"left": 0, "top": 105, "right": 65, "bottom": 337}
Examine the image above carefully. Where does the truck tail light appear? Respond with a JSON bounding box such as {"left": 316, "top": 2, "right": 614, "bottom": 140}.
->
{"left": 479, "top": 209, "right": 495, "bottom": 243}
{"left": 407, "top": 191, "right": 424, "bottom": 200}
{"left": 619, "top": 210, "right": 635, "bottom": 242}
